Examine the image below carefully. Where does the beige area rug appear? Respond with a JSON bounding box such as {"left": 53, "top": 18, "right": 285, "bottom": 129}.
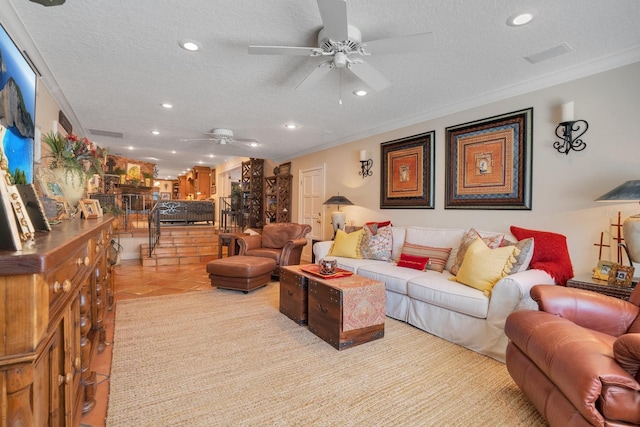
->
{"left": 106, "top": 284, "right": 545, "bottom": 427}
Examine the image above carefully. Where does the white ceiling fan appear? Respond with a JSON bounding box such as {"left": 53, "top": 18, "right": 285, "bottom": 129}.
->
{"left": 248, "top": 0, "right": 434, "bottom": 92}
{"left": 180, "top": 128, "right": 259, "bottom": 146}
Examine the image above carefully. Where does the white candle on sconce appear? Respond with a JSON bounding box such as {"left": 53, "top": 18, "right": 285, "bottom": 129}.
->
{"left": 561, "top": 101, "right": 575, "bottom": 122}
{"left": 360, "top": 149, "right": 367, "bottom": 161}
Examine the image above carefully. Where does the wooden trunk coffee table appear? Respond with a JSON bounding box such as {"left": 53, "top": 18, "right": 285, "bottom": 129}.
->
{"left": 280, "top": 265, "right": 386, "bottom": 350}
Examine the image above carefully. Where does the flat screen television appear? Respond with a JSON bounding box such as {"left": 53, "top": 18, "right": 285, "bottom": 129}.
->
{"left": 0, "top": 22, "right": 36, "bottom": 184}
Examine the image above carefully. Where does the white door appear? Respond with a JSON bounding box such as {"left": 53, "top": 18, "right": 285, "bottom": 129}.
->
{"left": 299, "top": 165, "right": 324, "bottom": 262}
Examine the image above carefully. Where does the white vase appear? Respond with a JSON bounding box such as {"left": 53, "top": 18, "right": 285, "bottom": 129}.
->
{"left": 52, "top": 168, "right": 87, "bottom": 208}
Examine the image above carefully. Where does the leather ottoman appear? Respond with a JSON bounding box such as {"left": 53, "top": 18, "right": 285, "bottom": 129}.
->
{"left": 207, "top": 256, "right": 277, "bottom": 293}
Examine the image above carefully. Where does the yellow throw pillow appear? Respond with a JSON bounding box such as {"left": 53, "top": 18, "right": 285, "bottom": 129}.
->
{"left": 452, "top": 238, "right": 520, "bottom": 296}
{"left": 328, "top": 229, "right": 365, "bottom": 259}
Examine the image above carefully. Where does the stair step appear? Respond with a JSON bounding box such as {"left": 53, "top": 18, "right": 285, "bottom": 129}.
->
{"left": 140, "top": 224, "right": 223, "bottom": 267}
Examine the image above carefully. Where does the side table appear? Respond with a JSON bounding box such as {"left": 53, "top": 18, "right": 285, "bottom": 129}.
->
{"left": 566, "top": 273, "right": 636, "bottom": 301}
{"left": 218, "top": 232, "right": 240, "bottom": 258}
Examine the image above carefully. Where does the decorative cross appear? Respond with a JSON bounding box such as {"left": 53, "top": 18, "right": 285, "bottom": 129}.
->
{"left": 593, "top": 231, "right": 610, "bottom": 260}
{"left": 611, "top": 211, "right": 625, "bottom": 264}
{"left": 106, "top": 157, "right": 116, "bottom": 174}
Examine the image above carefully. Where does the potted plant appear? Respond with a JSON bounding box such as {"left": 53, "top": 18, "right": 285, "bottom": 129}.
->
{"left": 142, "top": 171, "right": 153, "bottom": 187}
{"left": 43, "top": 131, "right": 107, "bottom": 206}
{"left": 114, "top": 167, "right": 126, "bottom": 184}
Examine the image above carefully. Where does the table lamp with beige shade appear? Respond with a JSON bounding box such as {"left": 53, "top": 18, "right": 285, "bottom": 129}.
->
{"left": 322, "top": 194, "right": 354, "bottom": 239}
{"left": 596, "top": 180, "right": 640, "bottom": 278}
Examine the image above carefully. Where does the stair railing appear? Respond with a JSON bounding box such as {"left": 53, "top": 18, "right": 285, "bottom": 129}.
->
{"left": 148, "top": 201, "right": 161, "bottom": 257}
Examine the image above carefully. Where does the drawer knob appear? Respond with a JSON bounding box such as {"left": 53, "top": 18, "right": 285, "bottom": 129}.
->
{"left": 53, "top": 280, "right": 72, "bottom": 293}
{"left": 74, "top": 357, "right": 81, "bottom": 370}
{"left": 84, "top": 256, "right": 90, "bottom": 266}
{"left": 76, "top": 257, "right": 83, "bottom": 266}
{"left": 58, "top": 373, "right": 72, "bottom": 385}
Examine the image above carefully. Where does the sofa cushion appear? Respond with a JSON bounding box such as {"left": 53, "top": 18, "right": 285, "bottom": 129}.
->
{"left": 452, "top": 238, "right": 519, "bottom": 296}
{"left": 328, "top": 228, "right": 364, "bottom": 258}
{"left": 510, "top": 226, "right": 574, "bottom": 285}
{"left": 361, "top": 225, "right": 392, "bottom": 261}
{"left": 357, "top": 262, "right": 425, "bottom": 295}
{"left": 450, "top": 228, "right": 505, "bottom": 275}
{"left": 407, "top": 273, "right": 490, "bottom": 319}
{"left": 401, "top": 242, "right": 452, "bottom": 273}
{"left": 390, "top": 227, "right": 407, "bottom": 261}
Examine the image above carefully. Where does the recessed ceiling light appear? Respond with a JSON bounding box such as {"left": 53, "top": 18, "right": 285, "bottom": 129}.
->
{"left": 249, "top": 142, "right": 259, "bottom": 147}
{"left": 128, "top": 146, "right": 134, "bottom": 150}
{"left": 209, "top": 154, "right": 215, "bottom": 158}
{"left": 179, "top": 39, "right": 201, "bottom": 51}
{"left": 353, "top": 90, "right": 368, "bottom": 97}
{"left": 151, "top": 130, "right": 160, "bottom": 135}
{"left": 171, "top": 150, "right": 176, "bottom": 154}
{"left": 285, "top": 123, "right": 298, "bottom": 129}
{"left": 507, "top": 11, "right": 536, "bottom": 26}
{"left": 161, "top": 103, "right": 173, "bottom": 109}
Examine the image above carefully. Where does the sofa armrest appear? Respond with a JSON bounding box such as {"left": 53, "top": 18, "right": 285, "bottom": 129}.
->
{"left": 236, "top": 234, "right": 262, "bottom": 254}
{"left": 313, "top": 241, "right": 333, "bottom": 264}
{"left": 280, "top": 238, "right": 309, "bottom": 267}
{"left": 486, "top": 269, "right": 555, "bottom": 326}
{"left": 532, "top": 285, "right": 640, "bottom": 337}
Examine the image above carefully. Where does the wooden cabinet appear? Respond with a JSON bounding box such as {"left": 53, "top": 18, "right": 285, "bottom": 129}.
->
{"left": 193, "top": 166, "right": 211, "bottom": 199}
{"left": 241, "top": 158, "right": 264, "bottom": 228}
{"left": 0, "top": 217, "right": 114, "bottom": 426}
{"left": 264, "top": 174, "right": 292, "bottom": 224}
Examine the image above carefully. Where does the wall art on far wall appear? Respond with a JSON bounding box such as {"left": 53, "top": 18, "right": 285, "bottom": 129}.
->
{"left": 445, "top": 107, "right": 533, "bottom": 210}
{"left": 380, "top": 131, "right": 435, "bottom": 209}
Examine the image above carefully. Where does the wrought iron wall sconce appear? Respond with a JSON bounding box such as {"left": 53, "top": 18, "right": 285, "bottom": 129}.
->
{"left": 359, "top": 150, "right": 373, "bottom": 179}
{"left": 553, "top": 101, "right": 589, "bottom": 155}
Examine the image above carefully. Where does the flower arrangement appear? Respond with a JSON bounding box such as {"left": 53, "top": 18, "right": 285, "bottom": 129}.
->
{"left": 43, "top": 131, "right": 107, "bottom": 178}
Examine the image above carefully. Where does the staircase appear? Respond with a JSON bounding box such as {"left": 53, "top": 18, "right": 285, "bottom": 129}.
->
{"left": 139, "top": 226, "right": 220, "bottom": 267}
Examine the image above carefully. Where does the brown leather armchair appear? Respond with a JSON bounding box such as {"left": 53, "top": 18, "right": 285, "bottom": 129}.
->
{"left": 505, "top": 284, "right": 640, "bottom": 427}
{"left": 236, "top": 223, "right": 311, "bottom": 277}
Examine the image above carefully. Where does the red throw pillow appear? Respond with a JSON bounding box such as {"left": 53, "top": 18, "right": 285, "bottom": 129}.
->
{"left": 397, "top": 253, "right": 429, "bottom": 270}
{"left": 510, "top": 226, "right": 574, "bottom": 285}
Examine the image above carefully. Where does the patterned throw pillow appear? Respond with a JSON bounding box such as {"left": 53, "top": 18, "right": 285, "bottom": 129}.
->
{"left": 450, "top": 228, "right": 505, "bottom": 276}
{"left": 361, "top": 225, "right": 393, "bottom": 261}
{"left": 501, "top": 238, "right": 535, "bottom": 273}
{"left": 401, "top": 242, "right": 452, "bottom": 273}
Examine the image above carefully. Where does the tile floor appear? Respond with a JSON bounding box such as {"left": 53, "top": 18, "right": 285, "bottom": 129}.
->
{"left": 79, "top": 259, "right": 212, "bottom": 427}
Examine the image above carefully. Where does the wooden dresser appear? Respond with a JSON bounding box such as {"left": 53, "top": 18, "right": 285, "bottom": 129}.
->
{"left": 0, "top": 217, "right": 114, "bottom": 426}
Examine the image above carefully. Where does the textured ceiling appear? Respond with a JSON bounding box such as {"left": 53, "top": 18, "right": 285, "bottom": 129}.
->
{"left": 3, "top": 0, "right": 640, "bottom": 179}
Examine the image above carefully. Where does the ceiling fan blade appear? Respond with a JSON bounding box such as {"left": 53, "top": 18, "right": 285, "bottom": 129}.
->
{"left": 180, "top": 138, "right": 215, "bottom": 142}
{"left": 364, "top": 32, "right": 435, "bottom": 55}
{"left": 296, "top": 62, "right": 333, "bottom": 91}
{"left": 348, "top": 61, "right": 391, "bottom": 91}
{"left": 248, "top": 45, "right": 318, "bottom": 56}
{"left": 317, "top": 0, "right": 348, "bottom": 41}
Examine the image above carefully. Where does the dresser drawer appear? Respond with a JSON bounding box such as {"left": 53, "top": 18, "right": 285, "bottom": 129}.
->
{"left": 47, "top": 241, "right": 91, "bottom": 309}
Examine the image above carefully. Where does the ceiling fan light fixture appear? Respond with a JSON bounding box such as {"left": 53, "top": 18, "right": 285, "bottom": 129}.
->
{"left": 507, "top": 10, "right": 537, "bottom": 27}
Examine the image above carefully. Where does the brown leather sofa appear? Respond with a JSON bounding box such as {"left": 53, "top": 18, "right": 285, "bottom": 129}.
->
{"left": 505, "top": 284, "right": 640, "bottom": 427}
{"left": 236, "top": 223, "right": 311, "bottom": 277}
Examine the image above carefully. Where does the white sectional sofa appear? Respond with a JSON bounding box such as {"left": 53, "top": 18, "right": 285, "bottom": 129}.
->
{"left": 313, "top": 226, "right": 556, "bottom": 362}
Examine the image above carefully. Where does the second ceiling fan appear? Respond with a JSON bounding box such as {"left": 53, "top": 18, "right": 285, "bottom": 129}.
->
{"left": 248, "top": 0, "right": 434, "bottom": 92}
